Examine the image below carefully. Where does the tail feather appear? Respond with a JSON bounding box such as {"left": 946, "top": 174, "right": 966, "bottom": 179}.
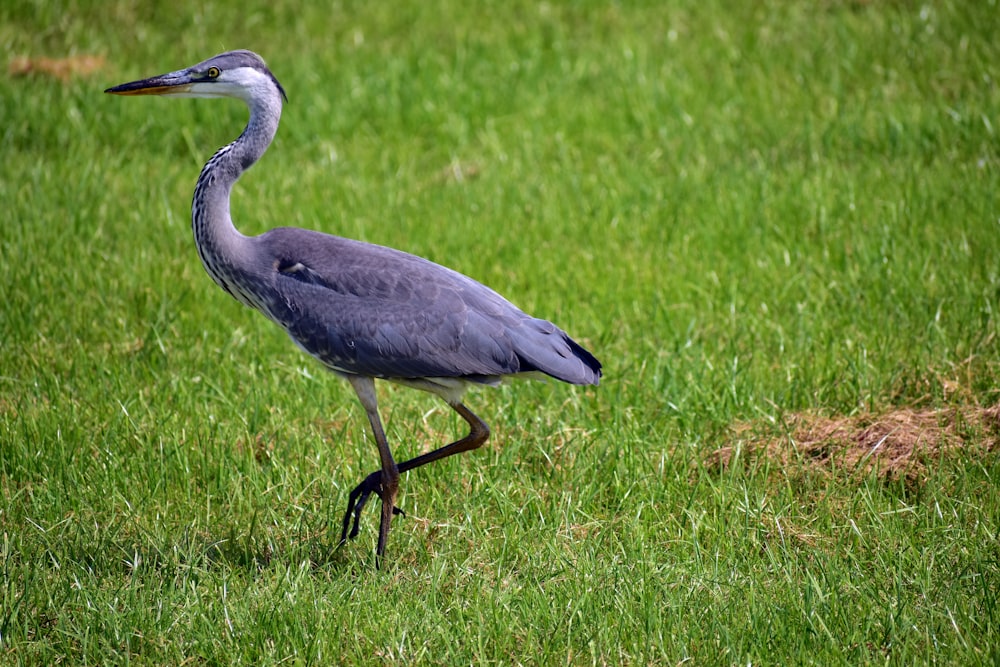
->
{"left": 513, "top": 318, "right": 602, "bottom": 386}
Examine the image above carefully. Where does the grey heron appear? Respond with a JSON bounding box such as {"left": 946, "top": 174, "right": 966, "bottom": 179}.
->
{"left": 106, "top": 50, "right": 602, "bottom": 563}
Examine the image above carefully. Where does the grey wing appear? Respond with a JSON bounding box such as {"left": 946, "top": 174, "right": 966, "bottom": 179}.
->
{"left": 254, "top": 228, "right": 600, "bottom": 383}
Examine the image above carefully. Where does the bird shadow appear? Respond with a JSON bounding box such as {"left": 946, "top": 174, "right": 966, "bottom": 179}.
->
{"left": 24, "top": 517, "right": 386, "bottom": 586}
{"left": 196, "top": 522, "right": 384, "bottom": 576}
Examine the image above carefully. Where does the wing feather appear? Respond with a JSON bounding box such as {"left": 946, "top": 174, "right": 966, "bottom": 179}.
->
{"left": 252, "top": 227, "right": 601, "bottom": 385}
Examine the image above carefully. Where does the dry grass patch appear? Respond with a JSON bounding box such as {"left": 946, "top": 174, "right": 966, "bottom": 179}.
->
{"left": 710, "top": 404, "right": 1000, "bottom": 484}
{"left": 8, "top": 54, "right": 105, "bottom": 81}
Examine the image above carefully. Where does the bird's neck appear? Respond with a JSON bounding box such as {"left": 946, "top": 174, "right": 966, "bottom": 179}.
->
{"left": 190, "top": 96, "right": 282, "bottom": 301}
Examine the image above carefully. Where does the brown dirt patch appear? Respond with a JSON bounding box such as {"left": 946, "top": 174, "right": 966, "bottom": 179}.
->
{"left": 708, "top": 404, "right": 1000, "bottom": 484}
{"left": 9, "top": 54, "right": 105, "bottom": 81}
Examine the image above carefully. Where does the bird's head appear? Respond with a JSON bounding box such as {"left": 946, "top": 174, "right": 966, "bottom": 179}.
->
{"left": 105, "top": 50, "right": 287, "bottom": 104}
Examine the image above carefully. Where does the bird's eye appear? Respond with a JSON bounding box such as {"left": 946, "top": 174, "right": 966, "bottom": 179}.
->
{"left": 206, "top": 66, "right": 221, "bottom": 79}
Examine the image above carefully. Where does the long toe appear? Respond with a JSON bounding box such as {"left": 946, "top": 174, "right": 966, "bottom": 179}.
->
{"left": 340, "top": 470, "right": 379, "bottom": 542}
{"left": 339, "top": 471, "right": 405, "bottom": 543}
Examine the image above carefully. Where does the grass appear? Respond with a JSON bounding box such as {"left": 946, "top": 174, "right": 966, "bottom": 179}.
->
{"left": 2, "top": 0, "right": 999, "bottom": 663}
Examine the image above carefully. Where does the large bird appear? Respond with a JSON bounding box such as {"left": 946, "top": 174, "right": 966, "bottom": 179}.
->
{"left": 106, "top": 50, "right": 601, "bottom": 563}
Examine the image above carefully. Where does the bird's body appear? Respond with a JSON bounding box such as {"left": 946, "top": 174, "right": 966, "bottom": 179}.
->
{"left": 107, "top": 50, "right": 601, "bottom": 564}
{"left": 226, "top": 226, "right": 598, "bottom": 397}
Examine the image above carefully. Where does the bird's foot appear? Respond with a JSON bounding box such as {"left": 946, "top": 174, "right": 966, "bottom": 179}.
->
{"left": 339, "top": 470, "right": 405, "bottom": 544}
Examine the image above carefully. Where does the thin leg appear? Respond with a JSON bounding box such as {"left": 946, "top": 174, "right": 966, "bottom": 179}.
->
{"left": 344, "top": 376, "right": 399, "bottom": 564}
{"left": 397, "top": 403, "right": 490, "bottom": 474}
{"left": 340, "top": 401, "right": 490, "bottom": 547}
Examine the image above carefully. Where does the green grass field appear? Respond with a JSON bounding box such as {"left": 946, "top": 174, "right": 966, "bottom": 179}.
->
{"left": 2, "top": 0, "right": 999, "bottom": 663}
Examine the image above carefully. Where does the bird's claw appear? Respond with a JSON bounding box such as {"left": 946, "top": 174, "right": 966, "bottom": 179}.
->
{"left": 339, "top": 470, "right": 404, "bottom": 544}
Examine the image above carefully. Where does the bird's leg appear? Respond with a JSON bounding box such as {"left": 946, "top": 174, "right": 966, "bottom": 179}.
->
{"left": 343, "top": 376, "right": 400, "bottom": 564}
{"left": 340, "top": 401, "right": 490, "bottom": 546}
{"left": 395, "top": 403, "right": 490, "bottom": 474}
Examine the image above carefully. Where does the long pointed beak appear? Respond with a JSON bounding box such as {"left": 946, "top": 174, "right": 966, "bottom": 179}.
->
{"left": 105, "top": 70, "right": 193, "bottom": 96}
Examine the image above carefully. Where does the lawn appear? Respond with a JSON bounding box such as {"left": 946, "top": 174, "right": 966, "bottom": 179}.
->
{"left": 2, "top": 0, "right": 999, "bottom": 664}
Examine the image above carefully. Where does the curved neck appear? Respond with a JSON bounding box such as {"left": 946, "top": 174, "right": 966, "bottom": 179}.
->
{"left": 191, "top": 92, "right": 282, "bottom": 299}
